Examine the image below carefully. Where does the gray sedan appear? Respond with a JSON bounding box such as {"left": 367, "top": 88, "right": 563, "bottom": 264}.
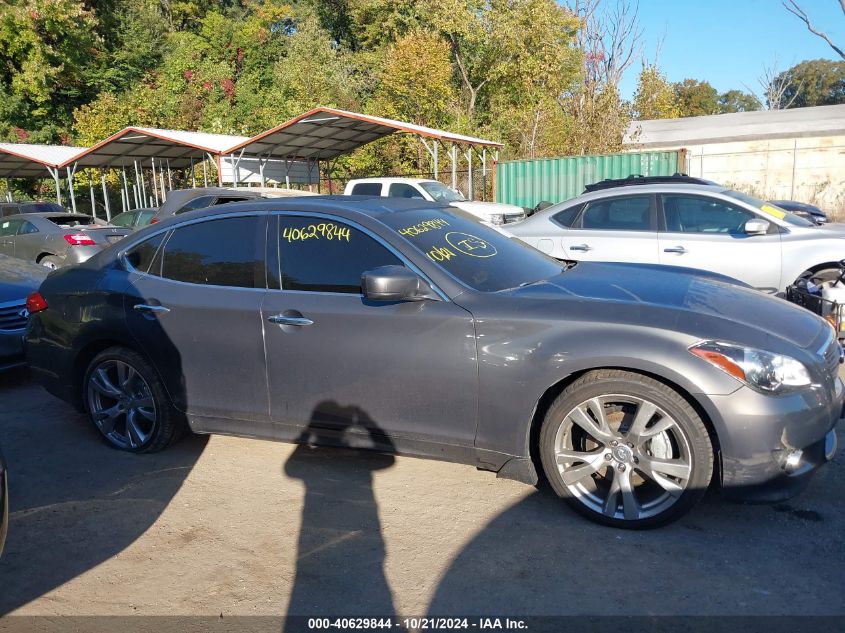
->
{"left": 0, "top": 254, "right": 47, "bottom": 370}
{"left": 25, "top": 198, "right": 842, "bottom": 528}
{"left": 0, "top": 213, "right": 130, "bottom": 269}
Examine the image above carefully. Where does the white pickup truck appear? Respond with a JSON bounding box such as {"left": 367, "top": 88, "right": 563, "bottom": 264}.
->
{"left": 344, "top": 178, "right": 526, "bottom": 226}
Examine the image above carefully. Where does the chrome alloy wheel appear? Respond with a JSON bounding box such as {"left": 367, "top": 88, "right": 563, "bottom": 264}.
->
{"left": 86, "top": 359, "right": 157, "bottom": 450}
{"left": 553, "top": 394, "right": 693, "bottom": 521}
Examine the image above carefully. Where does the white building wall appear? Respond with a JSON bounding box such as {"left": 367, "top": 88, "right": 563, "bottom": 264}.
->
{"left": 641, "top": 135, "right": 845, "bottom": 213}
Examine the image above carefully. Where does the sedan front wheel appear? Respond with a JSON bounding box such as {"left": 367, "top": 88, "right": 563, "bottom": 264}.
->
{"left": 540, "top": 369, "right": 714, "bottom": 528}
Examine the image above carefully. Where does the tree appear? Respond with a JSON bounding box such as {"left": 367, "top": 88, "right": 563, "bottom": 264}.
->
{"left": 717, "top": 90, "right": 761, "bottom": 113}
{"left": 674, "top": 79, "right": 719, "bottom": 117}
{"left": 773, "top": 59, "right": 845, "bottom": 108}
{"left": 633, "top": 64, "right": 679, "bottom": 120}
{"left": 783, "top": 0, "right": 845, "bottom": 60}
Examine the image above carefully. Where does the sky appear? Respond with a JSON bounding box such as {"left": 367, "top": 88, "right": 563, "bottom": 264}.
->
{"left": 615, "top": 0, "right": 845, "bottom": 100}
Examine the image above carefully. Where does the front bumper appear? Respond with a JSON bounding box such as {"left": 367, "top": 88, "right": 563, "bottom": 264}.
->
{"left": 703, "top": 378, "right": 842, "bottom": 502}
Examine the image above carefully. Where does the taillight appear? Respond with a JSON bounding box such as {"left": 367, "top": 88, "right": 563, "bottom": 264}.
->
{"left": 26, "top": 291, "right": 48, "bottom": 314}
{"left": 149, "top": 217, "right": 159, "bottom": 224}
{"left": 63, "top": 233, "right": 96, "bottom": 246}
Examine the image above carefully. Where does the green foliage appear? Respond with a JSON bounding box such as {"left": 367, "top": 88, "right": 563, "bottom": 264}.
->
{"left": 775, "top": 59, "right": 845, "bottom": 108}
{"left": 717, "top": 89, "right": 761, "bottom": 113}
{"left": 633, "top": 65, "right": 679, "bottom": 120}
{"left": 674, "top": 79, "right": 719, "bottom": 117}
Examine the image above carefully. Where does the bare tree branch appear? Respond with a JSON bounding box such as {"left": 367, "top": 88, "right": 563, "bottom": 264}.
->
{"left": 783, "top": 0, "right": 845, "bottom": 59}
{"left": 745, "top": 57, "right": 803, "bottom": 109}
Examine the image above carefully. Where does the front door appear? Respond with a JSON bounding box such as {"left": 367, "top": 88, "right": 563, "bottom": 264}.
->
{"left": 262, "top": 213, "right": 478, "bottom": 447}
{"left": 657, "top": 194, "right": 782, "bottom": 292}
{"left": 562, "top": 194, "right": 659, "bottom": 264}
{"left": 123, "top": 214, "right": 270, "bottom": 422}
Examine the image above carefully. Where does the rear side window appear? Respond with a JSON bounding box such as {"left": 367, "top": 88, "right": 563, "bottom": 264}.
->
{"left": 552, "top": 204, "right": 582, "bottom": 228}
{"left": 159, "top": 216, "right": 265, "bottom": 288}
{"left": 213, "top": 196, "right": 252, "bottom": 206}
{"left": 125, "top": 233, "right": 166, "bottom": 273}
{"left": 0, "top": 219, "right": 21, "bottom": 236}
{"left": 350, "top": 183, "right": 382, "bottom": 196}
{"left": 18, "top": 221, "right": 38, "bottom": 235}
{"left": 276, "top": 215, "right": 402, "bottom": 293}
{"left": 579, "top": 196, "right": 652, "bottom": 231}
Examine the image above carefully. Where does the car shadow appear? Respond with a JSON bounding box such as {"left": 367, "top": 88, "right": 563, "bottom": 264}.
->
{"left": 282, "top": 401, "right": 401, "bottom": 626}
{"left": 0, "top": 368, "right": 207, "bottom": 615}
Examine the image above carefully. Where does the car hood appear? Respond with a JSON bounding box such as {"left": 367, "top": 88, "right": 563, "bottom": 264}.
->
{"left": 507, "top": 262, "right": 825, "bottom": 350}
{"left": 800, "top": 222, "right": 845, "bottom": 236}
{"left": 0, "top": 254, "right": 48, "bottom": 298}
{"left": 449, "top": 201, "right": 525, "bottom": 217}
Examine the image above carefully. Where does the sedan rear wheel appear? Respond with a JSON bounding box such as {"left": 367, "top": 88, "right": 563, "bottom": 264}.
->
{"left": 84, "top": 347, "right": 184, "bottom": 452}
{"left": 540, "top": 370, "right": 713, "bottom": 528}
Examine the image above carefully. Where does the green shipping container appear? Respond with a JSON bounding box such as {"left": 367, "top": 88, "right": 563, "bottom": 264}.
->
{"left": 495, "top": 150, "right": 687, "bottom": 209}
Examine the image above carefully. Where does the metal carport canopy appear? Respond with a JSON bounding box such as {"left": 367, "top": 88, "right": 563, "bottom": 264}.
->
{"left": 224, "top": 107, "right": 503, "bottom": 160}
{"left": 0, "top": 143, "right": 86, "bottom": 178}
{"left": 64, "top": 127, "right": 250, "bottom": 169}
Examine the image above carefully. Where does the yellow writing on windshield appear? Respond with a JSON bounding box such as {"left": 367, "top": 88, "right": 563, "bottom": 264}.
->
{"left": 759, "top": 204, "right": 786, "bottom": 220}
{"left": 283, "top": 223, "right": 351, "bottom": 243}
{"left": 445, "top": 232, "right": 498, "bottom": 258}
{"left": 398, "top": 218, "right": 450, "bottom": 237}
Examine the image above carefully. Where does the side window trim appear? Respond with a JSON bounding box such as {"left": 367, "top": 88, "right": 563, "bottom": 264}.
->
{"left": 272, "top": 211, "right": 448, "bottom": 301}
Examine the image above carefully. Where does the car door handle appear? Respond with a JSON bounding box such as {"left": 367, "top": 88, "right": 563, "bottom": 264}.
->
{"left": 133, "top": 304, "right": 171, "bottom": 314}
{"left": 268, "top": 314, "right": 314, "bottom": 326}
{"left": 663, "top": 246, "right": 687, "bottom": 254}
{"left": 569, "top": 244, "right": 592, "bottom": 252}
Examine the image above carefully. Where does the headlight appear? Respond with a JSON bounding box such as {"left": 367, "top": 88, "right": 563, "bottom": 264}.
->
{"left": 689, "top": 341, "right": 812, "bottom": 394}
{"left": 489, "top": 213, "right": 505, "bottom": 225}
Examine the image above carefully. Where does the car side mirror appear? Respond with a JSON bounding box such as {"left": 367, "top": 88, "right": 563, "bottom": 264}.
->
{"left": 361, "top": 265, "right": 439, "bottom": 302}
{"left": 744, "top": 218, "right": 770, "bottom": 235}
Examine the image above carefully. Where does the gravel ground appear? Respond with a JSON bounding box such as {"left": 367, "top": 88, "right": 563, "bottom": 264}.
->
{"left": 0, "top": 367, "right": 843, "bottom": 619}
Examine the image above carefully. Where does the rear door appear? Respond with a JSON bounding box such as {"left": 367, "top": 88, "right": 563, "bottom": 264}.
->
{"left": 0, "top": 219, "right": 21, "bottom": 257}
{"left": 561, "top": 194, "right": 659, "bottom": 263}
{"left": 123, "top": 213, "right": 270, "bottom": 423}
{"left": 11, "top": 219, "right": 42, "bottom": 260}
{"left": 657, "top": 193, "right": 782, "bottom": 291}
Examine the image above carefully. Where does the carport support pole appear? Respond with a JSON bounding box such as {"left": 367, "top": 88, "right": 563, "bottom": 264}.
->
{"left": 66, "top": 165, "right": 77, "bottom": 213}
{"left": 434, "top": 142, "right": 439, "bottom": 179}
{"left": 88, "top": 171, "right": 96, "bottom": 219}
{"left": 190, "top": 157, "right": 196, "bottom": 188}
{"left": 122, "top": 168, "right": 131, "bottom": 210}
{"left": 166, "top": 159, "right": 173, "bottom": 191}
{"left": 450, "top": 143, "right": 457, "bottom": 191}
{"left": 481, "top": 148, "right": 487, "bottom": 202}
{"left": 202, "top": 160, "right": 208, "bottom": 187}
{"left": 100, "top": 169, "right": 111, "bottom": 221}
{"left": 466, "top": 147, "right": 474, "bottom": 201}
{"left": 159, "top": 168, "right": 167, "bottom": 203}
{"left": 47, "top": 166, "right": 62, "bottom": 206}
{"left": 316, "top": 161, "right": 321, "bottom": 194}
{"left": 150, "top": 158, "right": 159, "bottom": 207}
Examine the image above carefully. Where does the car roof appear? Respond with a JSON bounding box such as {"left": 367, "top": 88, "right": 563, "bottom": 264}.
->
{"left": 348, "top": 177, "right": 434, "bottom": 185}
{"left": 562, "top": 182, "right": 729, "bottom": 205}
{"left": 145, "top": 195, "right": 452, "bottom": 230}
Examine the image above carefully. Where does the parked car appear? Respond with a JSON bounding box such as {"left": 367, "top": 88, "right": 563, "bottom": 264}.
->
{"left": 26, "top": 198, "right": 840, "bottom": 528}
{"left": 0, "top": 445, "right": 6, "bottom": 557}
{"left": 507, "top": 176, "right": 845, "bottom": 294}
{"left": 0, "top": 201, "right": 66, "bottom": 218}
{"left": 150, "top": 187, "right": 316, "bottom": 224}
{"left": 344, "top": 178, "right": 526, "bottom": 225}
{"left": 771, "top": 200, "right": 828, "bottom": 225}
{"left": 0, "top": 213, "right": 130, "bottom": 270}
{"left": 0, "top": 254, "right": 47, "bottom": 370}
{"left": 109, "top": 208, "right": 157, "bottom": 230}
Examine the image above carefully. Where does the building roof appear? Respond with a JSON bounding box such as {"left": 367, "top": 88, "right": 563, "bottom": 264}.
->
{"left": 0, "top": 143, "right": 86, "bottom": 177}
{"left": 225, "top": 106, "right": 503, "bottom": 161}
{"left": 626, "top": 104, "right": 845, "bottom": 148}
{"left": 65, "top": 127, "right": 250, "bottom": 169}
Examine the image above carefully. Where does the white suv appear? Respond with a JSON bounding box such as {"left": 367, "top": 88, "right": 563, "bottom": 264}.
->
{"left": 507, "top": 180, "right": 845, "bottom": 294}
{"left": 344, "top": 178, "right": 525, "bottom": 225}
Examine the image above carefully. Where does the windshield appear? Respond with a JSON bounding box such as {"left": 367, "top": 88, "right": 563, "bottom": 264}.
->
{"left": 20, "top": 202, "right": 65, "bottom": 214}
{"left": 723, "top": 190, "right": 814, "bottom": 227}
{"left": 419, "top": 181, "right": 465, "bottom": 203}
{"left": 381, "top": 207, "right": 564, "bottom": 292}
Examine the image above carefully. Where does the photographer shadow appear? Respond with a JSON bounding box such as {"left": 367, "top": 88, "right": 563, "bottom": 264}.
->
{"left": 283, "top": 401, "right": 400, "bottom": 628}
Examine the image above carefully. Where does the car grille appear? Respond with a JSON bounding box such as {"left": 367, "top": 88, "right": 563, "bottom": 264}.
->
{"left": 0, "top": 300, "right": 28, "bottom": 332}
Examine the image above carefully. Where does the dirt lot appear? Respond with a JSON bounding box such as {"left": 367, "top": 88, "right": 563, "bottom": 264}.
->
{"left": 0, "top": 367, "right": 843, "bottom": 619}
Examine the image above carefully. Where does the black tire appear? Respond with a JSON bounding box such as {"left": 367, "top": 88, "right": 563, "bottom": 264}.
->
{"left": 539, "top": 369, "right": 714, "bottom": 529}
{"left": 83, "top": 346, "right": 185, "bottom": 453}
{"left": 39, "top": 255, "right": 62, "bottom": 270}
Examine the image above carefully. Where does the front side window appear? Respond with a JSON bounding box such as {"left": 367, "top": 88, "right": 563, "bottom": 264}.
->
{"left": 276, "top": 216, "right": 402, "bottom": 294}
{"left": 159, "top": 216, "right": 264, "bottom": 288}
{"left": 662, "top": 195, "right": 755, "bottom": 234}
{"left": 580, "top": 196, "right": 652, "bottom": 231}
{"left": 388, "top": 183, "right": 425, "bottom": 199}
